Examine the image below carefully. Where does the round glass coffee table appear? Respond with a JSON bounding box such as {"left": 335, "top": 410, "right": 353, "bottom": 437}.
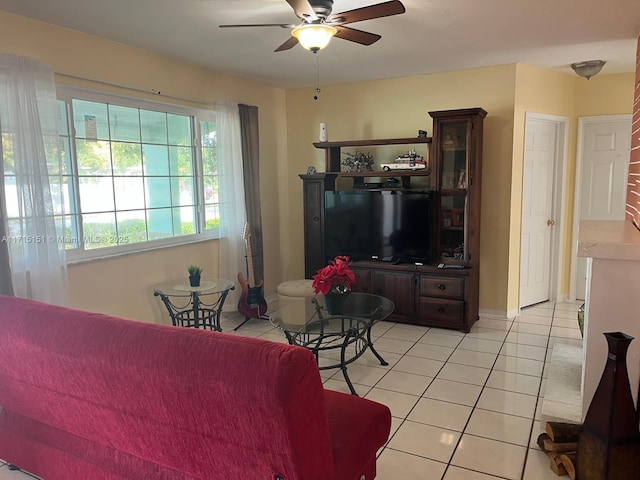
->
{"left": 154, "top": 278, "right": 235, "bottom": 331}
{"left": 270, "top": 292, "right": 394, "bottom": 395}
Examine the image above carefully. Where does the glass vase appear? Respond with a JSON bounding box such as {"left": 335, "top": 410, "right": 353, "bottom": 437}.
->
{"left": 324, "top": 292, "right": 346, "bottom": 315}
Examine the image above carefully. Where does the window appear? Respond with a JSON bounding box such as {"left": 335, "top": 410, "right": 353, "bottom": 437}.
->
{"left": 3, "top": 88, "right": 219, "bottom": 261}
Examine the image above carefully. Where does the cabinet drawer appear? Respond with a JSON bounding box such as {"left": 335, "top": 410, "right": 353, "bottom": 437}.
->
{"left": 420, "top": 276, "right": 464, "bottom": 299}
{"left": 418, "top": 297, "right": 464, "bottom": 324}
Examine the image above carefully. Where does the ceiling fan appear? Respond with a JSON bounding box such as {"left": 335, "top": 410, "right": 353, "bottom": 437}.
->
{"left": 219, "top": 0, "right": 406, "bottom": 53}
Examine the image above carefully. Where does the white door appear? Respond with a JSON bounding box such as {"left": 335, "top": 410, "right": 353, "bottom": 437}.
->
{"left": 574, "top": 116, "right": 631, "bottom": 299}
{"left": 520, "top": 118, "right": 557, "bottom": 307}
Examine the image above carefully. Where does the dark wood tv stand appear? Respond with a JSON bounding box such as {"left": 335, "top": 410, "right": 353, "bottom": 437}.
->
{"left": 300, "top": 108, "right": 486, "bottom": 332}
{"left": 349, "top": 260, "right": 475, "bottom": 331}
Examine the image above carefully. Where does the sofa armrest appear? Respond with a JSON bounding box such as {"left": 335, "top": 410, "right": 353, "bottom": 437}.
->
{"left": 324, "top": 389, "right": 391, "bottom": 480}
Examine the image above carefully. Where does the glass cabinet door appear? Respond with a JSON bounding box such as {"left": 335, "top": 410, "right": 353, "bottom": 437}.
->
{"left": 437, "top": 120, "right": 469, "bottom": 262}
{"left": 439, "top": 194, "right": 467, "bottom": 261}
{"left": 440, "top": 120, "right": 469, "bottom": 191}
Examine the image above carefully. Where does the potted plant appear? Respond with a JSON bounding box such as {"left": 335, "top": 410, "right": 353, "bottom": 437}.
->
{"left": 312, "top": 256, "right": 355, "bottom": 314}
{"left": 187, "top": 264, "right": 203, "bottom": 287}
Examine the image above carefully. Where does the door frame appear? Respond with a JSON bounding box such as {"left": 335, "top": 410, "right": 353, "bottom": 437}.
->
{"left": 519, "top": 112, "right": 570, "bottom": 310}
{"left": 569, "top": 114, "right": 633, "bottom": 300}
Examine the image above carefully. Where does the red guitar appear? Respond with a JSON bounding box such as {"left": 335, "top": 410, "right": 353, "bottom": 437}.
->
{"left": 237, "top": 223, "right": 268, "bottom": 323}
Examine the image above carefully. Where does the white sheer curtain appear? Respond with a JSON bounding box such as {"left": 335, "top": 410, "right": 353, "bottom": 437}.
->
{"left": 0, "top": 152, "right": 13, "bottom": 296}
{"left": 216, "top": 101, "right": 246, "bottom": 309}
{"left": 0, "top": 54, "right": 68, "bottom": 305}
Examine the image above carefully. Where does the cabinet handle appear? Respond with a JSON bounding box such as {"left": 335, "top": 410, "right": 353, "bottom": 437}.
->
{"left": 437, "top": 307, "right": 445, "bottom": 313}
{"left": 313, "top": 216, "right": 320, "bottom": 222}
{"left": 438, "top": 284, "right": 446, "bottom": 290}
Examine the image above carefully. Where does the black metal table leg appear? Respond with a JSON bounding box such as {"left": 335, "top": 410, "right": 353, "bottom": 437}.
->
{"left": 367, "top": 324, "right": 388, "bottom": 366}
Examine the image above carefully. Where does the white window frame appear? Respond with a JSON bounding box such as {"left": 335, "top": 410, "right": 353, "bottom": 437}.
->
{"left": 56, "top": 86, "right": 218, "bottom": 264}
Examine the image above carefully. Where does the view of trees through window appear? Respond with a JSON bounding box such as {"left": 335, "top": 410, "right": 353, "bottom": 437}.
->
{"left": 2, "top": 90, "right": 218, "bottom": 259}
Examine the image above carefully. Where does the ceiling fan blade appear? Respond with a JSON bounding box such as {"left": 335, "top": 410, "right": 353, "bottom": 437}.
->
{"left": 334, "top": 26, "right": 381, "bottom": 46}
{"left": 219, "top": 24, "right": 295, "bottom": 28}
{"left": 275, "top": 36, "right": 299, "bottom": 52}
{"left": 329, "top": 0, "right": 405, "bottom": 26}
{"left": 285, "top": 0, "right": 318, "bottom": 21}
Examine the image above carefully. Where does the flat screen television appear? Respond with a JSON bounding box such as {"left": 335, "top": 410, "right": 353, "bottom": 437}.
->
{"left": 324, "top": 190, "right": 433, "bottom": 264}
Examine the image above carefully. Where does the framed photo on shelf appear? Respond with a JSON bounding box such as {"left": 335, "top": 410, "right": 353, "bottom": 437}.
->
{"left": 443, "top": 131, "right": 456, "bottom": 148}
{"left": 452, "top": 208, "right": 464, "bottom": 227}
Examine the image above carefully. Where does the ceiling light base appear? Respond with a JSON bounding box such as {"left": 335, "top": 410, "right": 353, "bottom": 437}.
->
{"left": 571, "top": 60, "right": 606, "bottom": 80}
{"left": 292, "top": 23, "right": 337, "bottom": 52}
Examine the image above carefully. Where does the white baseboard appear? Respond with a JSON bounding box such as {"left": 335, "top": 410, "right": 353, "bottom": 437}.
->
{"left": 478, "top": 308, "right": 515, "bottom": 320}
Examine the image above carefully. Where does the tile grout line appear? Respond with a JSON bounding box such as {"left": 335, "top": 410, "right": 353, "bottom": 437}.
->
{"left": 517, "top": 303, "right": 557, "bottom": 480}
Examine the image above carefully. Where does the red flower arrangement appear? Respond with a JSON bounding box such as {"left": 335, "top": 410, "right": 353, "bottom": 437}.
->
{"left": 312, "top": 256, "right": 356, "bottom": 295}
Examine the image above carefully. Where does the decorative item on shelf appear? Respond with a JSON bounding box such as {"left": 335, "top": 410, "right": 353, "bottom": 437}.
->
{"left": 306, "top": 166, "right": 317, "bottom": 175}
{"left": 577, "top": 332, "right": 640, "bottom": 479}
{"left": 312, "top": 256, "right": 355, "bottom": 315}
{"left": 441, "top": 244, "right": 465, "bottom": 260}
{"left": 386, "top": 177, "right": 400, "bottom": 186}
{"left": 452, "top": 208, "right": 464, "bottom": 227}
{"left": 319, "top": 122, "right": 328, "bottom": 142}
{"left": 457, "top": 169, "right": 466, "bottom": 189}
{"left": 418, "top": 129, "right": 428, "bottom": 138}
{"left": 380, "top": 150, "right": 426, "bottom": 171}
{"left": 342, "top": 151, "right": 374, "bottom": 172}
{"left": 443, "top": 132, "right": 456, "bottom": 147}
{"left": 187, "top": 264, "right": 203, "bottom": 287}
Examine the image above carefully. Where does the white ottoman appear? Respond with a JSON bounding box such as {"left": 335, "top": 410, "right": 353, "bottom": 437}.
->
{"left": 277, "top": 279, "right": 316, "bottom": 308}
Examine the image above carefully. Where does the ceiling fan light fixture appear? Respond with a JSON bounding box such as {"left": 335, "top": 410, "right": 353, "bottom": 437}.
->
{"left": 571, "top": 60, "right": 606, "bottom": 80}
{"left": 291, "top": 23, "right": 337, "bottom": 52}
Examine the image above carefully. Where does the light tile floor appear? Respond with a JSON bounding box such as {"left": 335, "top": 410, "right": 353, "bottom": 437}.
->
{"left": 0, "top": 300, "right": 583, "bottom": 480}
{"left": 221, "top": 300, "right": 582, "bottom": 480}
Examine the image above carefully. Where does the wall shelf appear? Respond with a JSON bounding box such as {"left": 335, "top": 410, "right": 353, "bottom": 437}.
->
{"left": 314, "top": 137, "right": 432, "bottom": 174}
{"left": 338, "top": 170, "right": 431, "bottom": 177}
{"left": 313, "top": 137, "right": 431, "bottom": 149}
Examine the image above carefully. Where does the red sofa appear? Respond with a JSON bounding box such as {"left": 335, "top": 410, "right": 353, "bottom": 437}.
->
{"left": 0, "top": 296, "right": 391, "bottom": 480}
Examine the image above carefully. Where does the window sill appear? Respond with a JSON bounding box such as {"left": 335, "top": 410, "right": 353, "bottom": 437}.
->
{"left": 65, "top": 232, "right": 218, "bottom": 266}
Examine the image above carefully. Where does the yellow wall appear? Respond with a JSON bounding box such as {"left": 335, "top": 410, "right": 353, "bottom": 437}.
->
{"left": 574, "top": 73, "right": 636, "bottom": 117}
{"left": 0, "top": 10, "right": 288, "bottom": 322}
{"left": 286, "top": 66, "right": 518, "bottom": 313}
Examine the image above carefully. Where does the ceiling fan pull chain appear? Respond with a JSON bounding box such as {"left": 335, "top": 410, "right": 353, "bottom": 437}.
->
{"left": 314, "top": 53, "right": 321, "bottom": 101}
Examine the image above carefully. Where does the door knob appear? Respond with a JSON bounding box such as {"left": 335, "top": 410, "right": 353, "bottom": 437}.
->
{"left": 547, "top": 219, "right": 555, "bottom": 226}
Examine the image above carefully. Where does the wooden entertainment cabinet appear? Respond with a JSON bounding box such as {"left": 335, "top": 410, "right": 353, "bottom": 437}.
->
{"left": 300, "top": 108, "right": 486, "bottom": 332}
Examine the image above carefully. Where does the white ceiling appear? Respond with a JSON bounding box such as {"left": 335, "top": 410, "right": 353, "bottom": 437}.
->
{"left": 1, "top": 0, "right": 638, "bottom": 89}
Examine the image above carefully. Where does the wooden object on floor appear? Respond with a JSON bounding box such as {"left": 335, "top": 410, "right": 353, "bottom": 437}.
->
{"left": 558, "top": 453, "right": 577, "bottom": 480}
{"left": 546, "top": 422, "right": 582, "bottom": 443}
{"left": 538, "top": 431, "right": 578, "bottom": 477}
{"left": 548, "top": 452, "right": 569, "bottom": 476}
{"left": 541, "top": 435, "right": 577, "bottom": 453}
